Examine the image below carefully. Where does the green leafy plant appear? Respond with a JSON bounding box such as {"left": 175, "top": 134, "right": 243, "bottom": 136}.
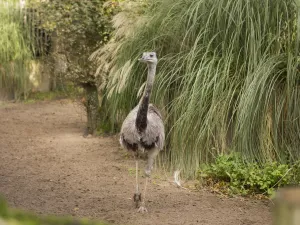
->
{"left": 0, "top": 197, "right": 109, "bottom": 225}
{"left": 198, "top": 153, "right": 297, "bottom": 196}
{"left": 28, "top": 0, "right": 117, "bottom": 85}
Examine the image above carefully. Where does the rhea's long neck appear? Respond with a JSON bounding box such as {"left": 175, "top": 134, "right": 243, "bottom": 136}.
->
{"left": 135, "top": 63, "right": 156, "bottom": 133}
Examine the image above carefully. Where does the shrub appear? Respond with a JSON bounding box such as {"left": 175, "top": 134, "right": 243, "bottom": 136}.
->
{"left": 198, "top": 153, "right": 296, "bottom": 196}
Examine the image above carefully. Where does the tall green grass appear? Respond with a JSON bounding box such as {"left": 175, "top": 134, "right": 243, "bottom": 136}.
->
{"left": 0, "top": 0, "right": 33, "bottom": 99}
{"left": 99, "top": 0, "right": 300, "bottom": 177}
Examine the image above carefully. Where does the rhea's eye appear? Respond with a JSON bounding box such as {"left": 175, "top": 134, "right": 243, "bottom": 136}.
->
{"left": 150, "top": 54, "right": 154, "bottom": 57}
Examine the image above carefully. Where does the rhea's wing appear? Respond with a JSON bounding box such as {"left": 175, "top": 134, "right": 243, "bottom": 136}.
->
{"left": 149, "top": 104, "right": 162, "bottom": 119}
{"left": 119, "top": 106, "right": 140, "bottom": 150}
{"left": 142, "top": 105, "right": 165, "bottom": 150}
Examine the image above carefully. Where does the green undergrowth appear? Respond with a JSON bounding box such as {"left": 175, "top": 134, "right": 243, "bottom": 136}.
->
{"left": 198, "top": 153, "right": 300, "bottom": 197}
{"left": 25, "top": 91, "right": 67, "bottom": 103}
{"left": 24, "top": 85, "right": 84, "bottom": 103}
{"left": 0, "top": 197, "right": 109, "bottom": 225}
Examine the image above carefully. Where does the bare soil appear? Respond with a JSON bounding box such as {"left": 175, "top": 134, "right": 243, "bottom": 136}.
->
{"left": 0, "top": 100, "right": 272, "bottom": 225}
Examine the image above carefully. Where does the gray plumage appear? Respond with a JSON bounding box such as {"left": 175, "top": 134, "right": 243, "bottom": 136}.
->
{"left": 120, "top": 104, "right": 164, "bottom": 152}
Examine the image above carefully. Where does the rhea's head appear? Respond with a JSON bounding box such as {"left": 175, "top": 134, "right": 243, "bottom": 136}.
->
{"left": 138, "top": 52, "right": 158, "bottom": 65}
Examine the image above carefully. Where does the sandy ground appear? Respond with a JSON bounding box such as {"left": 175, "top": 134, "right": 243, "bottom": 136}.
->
{"left": 0, "top": 100, "right": 272, "bottom": 225}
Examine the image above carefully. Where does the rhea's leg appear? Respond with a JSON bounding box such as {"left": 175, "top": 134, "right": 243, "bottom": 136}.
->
{"left": 133, "top": 158, "right": 141, "bottom": 208}
{"left": 137, "top": 148, "right": 160, "bottom": 213}
{"left": 145, "top": 148, "right": 160, "bottom": 177}
{"left": 137, "top": 177, "right": 148, "bottom": 213}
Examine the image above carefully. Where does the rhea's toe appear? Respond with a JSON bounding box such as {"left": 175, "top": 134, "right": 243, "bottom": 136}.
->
{"left": 137, "top": 206, "right": 148, "bottom": 213}
{"left": 133, "top": 193, "right": 142, "bottom": 208}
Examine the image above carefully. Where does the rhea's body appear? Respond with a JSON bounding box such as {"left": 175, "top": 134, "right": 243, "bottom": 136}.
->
{"left": 120, "top": 104, "right": 164, "bottom": 153}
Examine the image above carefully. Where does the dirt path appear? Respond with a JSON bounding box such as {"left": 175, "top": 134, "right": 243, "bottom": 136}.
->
{"left": 0, "top": 100, "right": 272, "bottom": 225}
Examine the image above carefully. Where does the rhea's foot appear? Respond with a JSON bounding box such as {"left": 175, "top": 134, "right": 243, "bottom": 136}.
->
{"left": 133, "top": 193, "right": 141, "bottom": 208}
{"left": 145, "top": 168, "right": 152, "bottom": 177}
{"left": 83, "top": 128, "right": 89, "bottom": 138}
{"left": 137, "top": 203, "right": 148, "bottom": 213}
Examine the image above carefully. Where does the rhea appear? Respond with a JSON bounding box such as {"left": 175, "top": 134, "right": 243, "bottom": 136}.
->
{"left": 119, "top": 52, "right": 165, "bottom": 213}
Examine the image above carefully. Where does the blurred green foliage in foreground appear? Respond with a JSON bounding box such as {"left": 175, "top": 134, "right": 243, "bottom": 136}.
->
{"left": 0, "top": 197, "right": 109, "bottom": 225}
